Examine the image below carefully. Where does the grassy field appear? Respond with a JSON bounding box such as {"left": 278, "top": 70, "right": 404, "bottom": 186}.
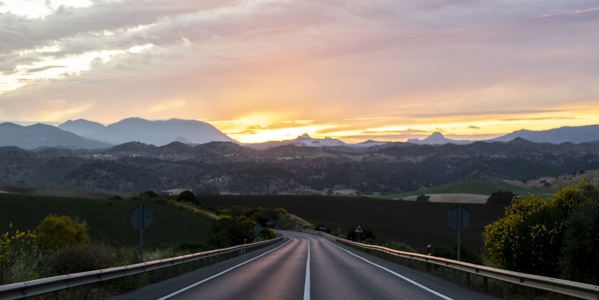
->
{"left": 0, "top": 193, "right": 213, "bottom": 249}
{"left": 376, "top": 180, "right": 540, "bottom": 200}
{"left": 199, "top": 194, "right": 509, "bottom": 254}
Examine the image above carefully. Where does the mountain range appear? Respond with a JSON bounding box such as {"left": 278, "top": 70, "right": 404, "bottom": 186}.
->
{"left": 58, "top": 118, "right": 234, "bottom": 146}
{"left": 1, "top": 118, "right": 599, "bottom": 150}
{"left": 0, "top": 123, "right": 111, "bottom": 150}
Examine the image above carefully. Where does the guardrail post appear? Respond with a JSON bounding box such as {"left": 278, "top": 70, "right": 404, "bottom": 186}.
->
{"left": 528, "top": 287, "right": 535, "bottom": 300}
{"left": 174, "top": 265, "right": 179, "bottom": 276}
{"left": 483, "top": 277, "right": 488, "bottom": 294}
{"left": 503, "top": 281, "right": 509, "bottom": 300}
{"left": 52, "top": 291, "right": 59, "bottom": 300}
{"left": 466, "top": 273, "right": 471, "bottom": 288}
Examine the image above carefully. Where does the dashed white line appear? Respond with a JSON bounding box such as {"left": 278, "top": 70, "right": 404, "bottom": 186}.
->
{"left": 157, "top": 239, "right": 292, "bottom": 300}
{"left": 304, "top": 241, "right": 311, "bottom": 300}
{"left": 327, "top": 241, "right": 454, "bottom": 300}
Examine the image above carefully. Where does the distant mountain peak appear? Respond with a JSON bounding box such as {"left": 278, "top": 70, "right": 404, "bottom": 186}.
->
{"left": 408, "top": 132, "right": 472, "bottom": 145}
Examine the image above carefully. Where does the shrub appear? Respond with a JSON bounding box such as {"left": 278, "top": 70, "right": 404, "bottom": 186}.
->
{"left": 177, "top": 190, "right": 199, "bottom": 205}
{"left": 0, "top": 223, "right": 36, "bottom": 284}
{"left": 49, "top": 243, "right": 113, "bottom": 275}
{"left": 36, "top": 215, "right": 90, "bottom": 250}
{"left": 432, "top": 244, "right": 483, "bottom": 265}
{"left": 207, "top": 216, "right": 255, "bottom": 248}
{"left": 385, "top": 242, "right": 416, "bottom": 253}
{"left": 558, "top": 180, "right": 599, "bottom": 285}
{"left": 483, "top": 180, "right": 588, "bottom": 277}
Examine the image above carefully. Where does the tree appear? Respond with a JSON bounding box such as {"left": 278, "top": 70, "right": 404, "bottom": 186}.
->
{"left": 558, "top": 180, "right": 599, "bottom": 284}
{"left": 36, "top": 215, "right": 89, "bottom": 249}
{"left": 207, "top": 216, "right": 255, "bottom": 248}
{"left": 487, "top": 190, "right": 517, "bottom": 204}
{"left": 177, "top": 190, "right": 199, "bottom": 205}
{"left": 483, "top": 181, "right": 586, "bottom": 277}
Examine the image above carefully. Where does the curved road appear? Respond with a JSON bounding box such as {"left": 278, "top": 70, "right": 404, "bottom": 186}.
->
{"left": 111, "top": 231, "right": 498, "bottom": 300}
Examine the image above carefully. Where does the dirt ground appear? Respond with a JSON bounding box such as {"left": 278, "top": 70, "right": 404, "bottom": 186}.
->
{"left": 398, "top": 193, "right": 488, "bottom": 204}
{"left": 0, "top": 185, "right": 133, "bottom": 199}
{"left": 505, "top": 169, "right": 599, "bottom": 191}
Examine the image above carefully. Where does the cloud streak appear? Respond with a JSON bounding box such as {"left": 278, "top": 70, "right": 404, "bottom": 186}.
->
{"left": 0, "top": 0, "right": 598, "bottom": 142}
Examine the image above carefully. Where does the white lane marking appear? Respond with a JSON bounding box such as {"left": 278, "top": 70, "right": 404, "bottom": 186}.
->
{"left": 157, "top": 239, "right": 292, "bottom": 300}
{"left": 304, "top": 241, "right": 311, "bottom": 300}
{"left": 327, "top": 241, "right": 454, "bottom": 300}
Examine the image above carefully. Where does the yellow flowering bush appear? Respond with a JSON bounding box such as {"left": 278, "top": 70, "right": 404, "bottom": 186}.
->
{"left": 0, "top": 223, "right": 36, "bottom": 284}
{"left": 483, "top": 180, "right": 588, "bottom": 277}
{"left": 36, "top": 215, "right": 90, "bottom": 250}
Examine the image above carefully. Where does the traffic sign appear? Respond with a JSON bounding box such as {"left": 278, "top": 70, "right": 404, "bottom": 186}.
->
{"left": 254, "top": 224, "right": 263, "bottom": 233}
{"left": 130, "top": 206, "right": 153, "bottom": 229}
{"left": 448, "top": 206, "right": 471, "bottom": 230}
{"left": 355, "top": 225, "right": 363, "bottom": 233}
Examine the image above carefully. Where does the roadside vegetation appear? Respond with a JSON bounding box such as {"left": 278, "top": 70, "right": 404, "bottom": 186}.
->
{"left": 0, "top": 190, "right": 306, "bottom": 289}
{"left": 483, "top": 179, "right": 599, "bottom": 285}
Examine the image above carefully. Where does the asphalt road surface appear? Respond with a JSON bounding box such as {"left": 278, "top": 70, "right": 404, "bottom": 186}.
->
{"left": 111, "top": 231, "right": 498, "bottom": 300}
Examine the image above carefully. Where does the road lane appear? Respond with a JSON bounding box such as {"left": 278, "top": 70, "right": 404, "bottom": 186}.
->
{"left": 112, "top": 231, "right": 498, "bottom": 300}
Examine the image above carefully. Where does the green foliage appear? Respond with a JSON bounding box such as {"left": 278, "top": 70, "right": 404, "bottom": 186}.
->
{"left": 558, "top": 180, "right": 599, "bottom": 285}
{"left": 36, "top": 215, "right": 90, "bottom": 249}
{"left": 432, "top": 244, "right": 483, "bottom": 265}
{"left": 207, "top": 216, "right": 256, "bottom": 248}
{"left": 139, "top": 190, "right": 159, "bottom": 198}
{"left": 216, "top": 206, "right": 284, "bottom": 227}
{"left": 49, "top": 243, "right": 113, "bottom": 275}
{"left": 483, "top": 180, "right": 586, "bottom": 277}
{"left": 177, "top": 190, "right": 199, "bottom": 205}
{"left": 383, "top": 241, "right": 416, "bottom": 253}
{"left": 0, "top": 223, "right": 36, "bottom": 284}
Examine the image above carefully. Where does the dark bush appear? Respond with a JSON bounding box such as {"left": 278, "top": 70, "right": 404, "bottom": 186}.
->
{"left": 177, "top": 190, "right": 199, "bottom": 205}
{"left": 487, "top": 190, "right": 517, "bottom": 204}
{"left": 50, "top": 244, "right": 113, "bottom": 275}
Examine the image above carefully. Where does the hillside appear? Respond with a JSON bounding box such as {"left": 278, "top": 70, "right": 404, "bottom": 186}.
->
{"left": 1, "top": 138, "right": 599, "bottom": 195}
{"left": 376, "top": 180, "right": 540, "bottom": 200}
{"left": 0, "top": 193, "right": 213, "bottom": 248}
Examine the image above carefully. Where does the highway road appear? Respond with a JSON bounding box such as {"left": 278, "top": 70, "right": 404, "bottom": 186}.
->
{"left": 111, "top": 231, "right": 498, "bottom": 300}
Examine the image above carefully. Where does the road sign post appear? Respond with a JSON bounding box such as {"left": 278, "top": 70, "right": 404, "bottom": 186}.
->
{"left": 355, "top": 225, "right": 364, "bottom": 243}
{"left": 130, "top": 205, "right": 153, "bottom": 263}
{"left": 447, "top": 205, "right": 471, "bottom": 261}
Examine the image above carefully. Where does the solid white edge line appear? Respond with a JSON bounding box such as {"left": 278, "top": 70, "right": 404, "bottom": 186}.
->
{"left": 157, "top": 239, "right": 292, "bottom": 300}
{"left": 303, "top": 241, "right": 311, "bottom": 300}
{"left": 327, "top": 241, "right": 454, "bottom": 300}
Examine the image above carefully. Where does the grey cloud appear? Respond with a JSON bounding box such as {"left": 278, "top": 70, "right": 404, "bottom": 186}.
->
{"left": 25, "top": 66, "right": 65, "bottom": 73}
{"left": 469, "top": 125, "right": 480, "bottom": 129}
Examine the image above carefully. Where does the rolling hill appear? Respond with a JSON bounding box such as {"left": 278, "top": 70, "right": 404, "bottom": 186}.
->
{"left": 0, "top": 193, "right": 212, "bottom": 248}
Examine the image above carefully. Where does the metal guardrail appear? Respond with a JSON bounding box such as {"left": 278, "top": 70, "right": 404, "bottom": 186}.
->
{"left": 301, "top": 230, "right": 599, "bottom": 300}
{"left": 0, "top": 237, "right": 284, "bottom": 300}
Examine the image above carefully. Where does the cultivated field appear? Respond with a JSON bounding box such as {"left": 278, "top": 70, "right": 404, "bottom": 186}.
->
{"left": 199, "top": 195, "right": 509, "bottom": 254}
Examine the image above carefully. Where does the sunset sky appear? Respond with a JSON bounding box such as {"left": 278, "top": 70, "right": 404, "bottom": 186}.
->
{"left": 1, "top": 0, "right": 598, "bottom": 143}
